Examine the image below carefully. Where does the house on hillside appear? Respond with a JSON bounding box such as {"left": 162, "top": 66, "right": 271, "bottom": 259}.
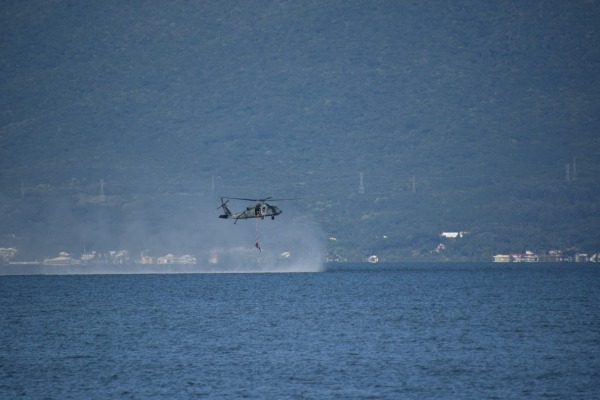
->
{"left": 440, "top": 231, "right": 468, "bottom": 238}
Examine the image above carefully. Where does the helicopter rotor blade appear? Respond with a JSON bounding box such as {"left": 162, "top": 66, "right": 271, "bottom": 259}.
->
{"left": 266, "top": 198, "right": 302, "bottom": 201}
{"left": 228, "top": 197, "right": 300, "bottom": 202}
{"left": 228, "top": 197, "right": 270, "bottom": 202}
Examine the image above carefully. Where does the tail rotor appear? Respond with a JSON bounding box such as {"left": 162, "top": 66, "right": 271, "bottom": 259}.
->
{"left": 218, "top": 197, "right": 232, "bottom": 218}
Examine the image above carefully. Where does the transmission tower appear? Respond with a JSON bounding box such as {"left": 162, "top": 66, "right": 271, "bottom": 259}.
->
{"left": 359, "top": 172, "right": 365, "bottom": 194}
{"left": 100, "top": 179, "right": 105, "bottom": 201}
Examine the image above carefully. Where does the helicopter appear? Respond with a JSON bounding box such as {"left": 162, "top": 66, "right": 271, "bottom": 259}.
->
{"left": 218, "top": 197, "right": 295, "bottom": 224}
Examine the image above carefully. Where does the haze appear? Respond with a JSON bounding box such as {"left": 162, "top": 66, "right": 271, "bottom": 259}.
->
{"left": 1, "top": 1, "right": 599, "bottom": 261}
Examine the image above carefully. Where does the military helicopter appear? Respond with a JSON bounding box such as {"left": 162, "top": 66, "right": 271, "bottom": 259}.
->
{"left": 218, "top": 197, "right": 295, "bottom": 224}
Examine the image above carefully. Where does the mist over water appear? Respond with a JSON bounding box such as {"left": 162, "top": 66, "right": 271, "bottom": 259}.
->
{"left": 159, "top": 196, "right": 326, "bottom": 273}
{"left": 4, "top": 195, "right": 325, "bottom": 274}
{"left": 150, "top": 209, "right": 327, "bottom": 273}
{"left": 210, "top": 217, "right": 326, "bottom": 273}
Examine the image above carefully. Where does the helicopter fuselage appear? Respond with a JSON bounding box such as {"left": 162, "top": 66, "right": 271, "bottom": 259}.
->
{"left": 219, "top": 199, "right": 282, "bottom": 223}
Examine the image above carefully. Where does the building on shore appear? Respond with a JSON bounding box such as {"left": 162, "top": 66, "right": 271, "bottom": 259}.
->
{"left": 493, "top": 251, "right": 538, "bottom": 262}
{"left": 43, "top": 252, "right": 72, "bottom": 265}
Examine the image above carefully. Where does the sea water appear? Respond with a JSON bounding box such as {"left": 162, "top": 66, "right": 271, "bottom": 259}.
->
{"left": 1, "top": 263, "right": 599, "bottom": 399}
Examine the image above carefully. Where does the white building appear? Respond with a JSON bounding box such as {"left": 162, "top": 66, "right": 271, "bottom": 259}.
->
{"left": 440, "top": 231, "right": 468, "bottom": 238}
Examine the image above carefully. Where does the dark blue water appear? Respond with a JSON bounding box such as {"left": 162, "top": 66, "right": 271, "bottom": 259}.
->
{"left": 1, "top": 263, "right": 599, "bottom": 399}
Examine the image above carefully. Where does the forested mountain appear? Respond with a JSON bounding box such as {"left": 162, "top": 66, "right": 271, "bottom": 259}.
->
{"left": 1, "top": 1, "right": 599, "bottom": 261}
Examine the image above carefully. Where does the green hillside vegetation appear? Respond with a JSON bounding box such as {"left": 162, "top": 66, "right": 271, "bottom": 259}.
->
{"left": 1, "top": 1, "right": 599, "bottom": 261}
